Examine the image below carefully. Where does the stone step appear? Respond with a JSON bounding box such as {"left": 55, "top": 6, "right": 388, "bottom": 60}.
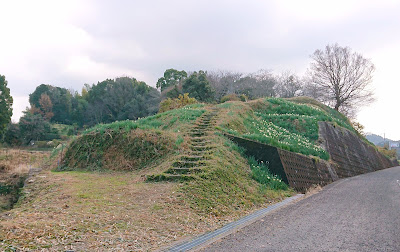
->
{"left": 189, "top": 150, "right": 212, "bottom": 156}
{"left": 191, "top": 136, "right": 209, "bottom": 140}
{"left": 172, "top": 160, "right": 206, "bottom": 168}
{"left": 166, "top": 167, "right": 203, "bottom": 175}
{"left": 146, "top": 174, "right": 194, "bottom": 182}
{"left": 181, "top": 155, "right": 205, "bottom": 161}
{"left": 188, "top": 141, "right": 211, "bottom": 146}
{"left": 192, "top": 126, "right": 211, "bottom": 130}
{"left": 193, "top": 124, "right": 213, "bottom": 128}
{"left": 190, "top": 132, "right": 206, "bottom": 137}
{"left": 190, "top": 146, "right": 214, "bottom": 152}
{"left": 190, "top": 138, "right": 210, "bottom": 143}
{"left": 190, "top": 129, "right": 210, "bottom": 133}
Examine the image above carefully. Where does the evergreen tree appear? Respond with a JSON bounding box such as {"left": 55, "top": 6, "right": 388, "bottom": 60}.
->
{"left": 0, "top": 75, "right": 13, "bottom": 135}
{"left": 182, "top": 71, "right": 215, "bottom": 102}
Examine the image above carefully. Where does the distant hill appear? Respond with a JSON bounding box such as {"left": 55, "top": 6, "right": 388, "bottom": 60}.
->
{"left": 366, "top": 133, "right": 399, "bottom": 146}
{"left": 366, "top": 133, "right": 400, "bottom": 157}
{"left": 366, "top": 134, "right": 386, "bottom": 145}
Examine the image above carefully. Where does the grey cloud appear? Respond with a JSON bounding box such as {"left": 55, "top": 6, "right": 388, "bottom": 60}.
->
{"left": 2, "top": 0, "right": 400, "bottom": 138}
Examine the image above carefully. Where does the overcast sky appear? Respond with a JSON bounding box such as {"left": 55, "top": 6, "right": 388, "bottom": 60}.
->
{"left": 1, "top": 0, "right": 399, "bottom": 139}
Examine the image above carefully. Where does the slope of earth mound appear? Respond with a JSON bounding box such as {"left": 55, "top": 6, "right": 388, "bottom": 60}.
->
{"left": 0, "top": 103, "right": 292, "bottom": 251}
{"left": 1, "top": 97, "right": 382, "bottom": 251}
{"left": 216, "top": 97, "right": 360, "bottom": 160}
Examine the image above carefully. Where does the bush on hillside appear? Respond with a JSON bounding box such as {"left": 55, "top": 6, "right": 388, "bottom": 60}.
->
{"left": 220, "top": 94, "right": 248, "bottom": 103}
{"left": 159, "top": 93, "right": 198, "bottom": 113}
{"left": 376, "top": 146, "right": 397, "bottom": 159}
{"left": 220, "top": 94, "right": 240, "bottom": 103}
{"left": 60, "top": 129, "right": 176, "bottom": 171}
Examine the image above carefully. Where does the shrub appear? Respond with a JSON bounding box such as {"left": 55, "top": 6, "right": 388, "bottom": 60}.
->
{"left": 159, "top": 93, "right": 198, "bottom": 113}
{"left": 220, "top": 94, "right": 240, "bottom": 103}
{"left": 239, "top": 94, "right": 248, "bottom": 102}
{"left": 60, "top": 128, "right": 176, "bottom": 171}
{"left": 376, "top": 146, "right": 397, "bottom": 159}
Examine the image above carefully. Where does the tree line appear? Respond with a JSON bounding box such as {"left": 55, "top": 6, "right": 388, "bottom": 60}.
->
{"left": 0, "top": 43, "right": 375, "bottom": 146}
{"left": 2, "top": 77, "right": 162, "bottom": 146}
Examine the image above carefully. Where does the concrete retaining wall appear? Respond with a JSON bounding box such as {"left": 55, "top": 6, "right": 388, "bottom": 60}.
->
{"left": 319, "top": 122, "right": 397, "bottom": 178}
{"left": 225, "top": 122, "right": 398, "bottom": 192}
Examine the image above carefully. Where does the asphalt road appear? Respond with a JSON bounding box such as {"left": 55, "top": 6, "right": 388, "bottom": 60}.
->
{"left": 201, "top": 166, "right": 400, "bottom": 252}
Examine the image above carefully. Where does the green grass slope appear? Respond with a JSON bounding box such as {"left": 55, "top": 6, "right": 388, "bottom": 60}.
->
{"left": 3, "top": 97, "right": 363, "bottom": 250}
{"left": 59, "top": 103, "right": 292, "bottom": 216}
{"left": 59, "top": 97, "right": 357, "bottom": 212}
{"left": 60, "top": 105, "right": 206, "bottom": 171}
{"left": 217, "top": 97, "right": 356, "bottom": 160}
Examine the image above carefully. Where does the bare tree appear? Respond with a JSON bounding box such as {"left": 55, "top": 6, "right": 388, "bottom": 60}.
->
{"left": 207, "top": 69, "right": 277, "bottom": 101}
{"left": 206, "top": 70, "right": 242, "bottom": 100}
{"left": 308, "top": 43, "right": 375, "bottom": 114}
{"left": 276, "top": 71, "right": 303, "bottom": 98}
{"left": 247, "top": 69, "right": 277, "bottom": 98}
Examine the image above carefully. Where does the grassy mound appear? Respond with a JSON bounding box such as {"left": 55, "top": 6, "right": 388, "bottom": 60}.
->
{"left": 178, "top": 135, "right": 291, "bottom": 216}
{"left": 84, "top": 103, "right": 206, "bottom": 134}
{"left": 58, "top": 102, "right": 293, "bottom": 216}
{"left": 60, "top": 104, "right": 206, "bottom": 171}
{"left": 60, "top": 128, "right": 177, "bottom": 171}
{"left": 1, "top": 103, "right": 293, "bottom": 250}
{"left": 217, "top": 97, "right": 355, "bottom": 160}
{"left": 4, "top": 98, "right": 358, "bottom": 250}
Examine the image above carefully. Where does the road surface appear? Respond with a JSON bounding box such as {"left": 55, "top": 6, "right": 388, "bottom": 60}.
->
{"left": 201, "top": 166, "right": 400, "bottom": 251}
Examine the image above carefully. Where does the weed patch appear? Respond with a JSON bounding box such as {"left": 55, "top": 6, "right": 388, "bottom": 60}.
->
{"left": 60, "top": 129, "right": 177, "bottom": 171}
{"left": 247, "top": 156, "right": 288, "bottom": 190}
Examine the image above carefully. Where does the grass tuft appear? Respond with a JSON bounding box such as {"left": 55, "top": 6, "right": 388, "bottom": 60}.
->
{"left": 247, "top": 156, "right": 288, "bottom": 190}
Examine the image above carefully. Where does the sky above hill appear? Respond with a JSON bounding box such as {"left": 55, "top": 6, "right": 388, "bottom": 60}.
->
{"left": 1, "top": 0, "right": 399, "bottom": 140}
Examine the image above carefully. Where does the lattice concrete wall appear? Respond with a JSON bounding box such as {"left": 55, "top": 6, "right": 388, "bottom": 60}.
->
{"left": 225, "top": 134, "right": 338, "bottom": 191}
{"left": 318, "top": 122, "right": 397, "bottom": 178}
{"left": 277, "top": 149, "right": 338, "bottom": 192}
{"left": 224, "top": 122, "right": 397, "bottom": 192}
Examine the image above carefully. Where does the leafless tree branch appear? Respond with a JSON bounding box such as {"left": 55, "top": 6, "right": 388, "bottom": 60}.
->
{"left": 307, "top": 43, "right": 375, "bottom": 115}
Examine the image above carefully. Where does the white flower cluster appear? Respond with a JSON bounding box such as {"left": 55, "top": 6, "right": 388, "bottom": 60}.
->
{"left": 250, "top": 164, "right": 283, "bottom": 182}
{"left": 256, "top": 112, "right": 317, "bottom": 119}
{"left": 246, "top": 119, "right": 325, "bottom": 154}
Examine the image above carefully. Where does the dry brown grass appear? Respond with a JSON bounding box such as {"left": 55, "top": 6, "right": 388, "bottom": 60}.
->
{"left": 0, "top": 107, "right": 294, "bottom": 250}
{"left": 0, "top": 148, "right": 50, "bottom": 175}
{"left": 0, "top": 148, "right": 51, "bottom": 213}
{"left": 0, "top": 170, "right": 241, "bottom": 251}
{"left": 304, "top": 184, "right": 323, "bottom": 197}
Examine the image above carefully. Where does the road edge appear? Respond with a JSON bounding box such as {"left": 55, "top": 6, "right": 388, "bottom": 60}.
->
{"left": 165, "top": 194, "right": 304, "bottom": 252}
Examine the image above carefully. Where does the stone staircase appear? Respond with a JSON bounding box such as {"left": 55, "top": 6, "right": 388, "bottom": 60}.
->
{"left": 147, "top": 108, "right": 219, "bottom": 182}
